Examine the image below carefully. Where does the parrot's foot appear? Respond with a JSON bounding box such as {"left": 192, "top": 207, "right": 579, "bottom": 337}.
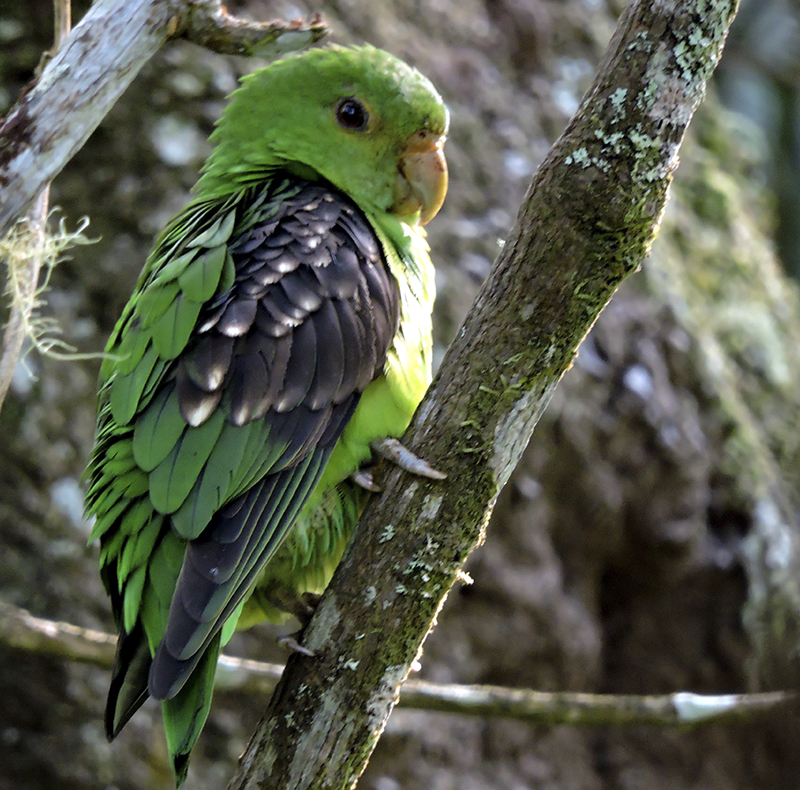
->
{"left": 278, "top": 633, "right": 316, "bottom": 657}
{"left": 261, "top": 588, "right": 321, "bottom": 626}
{"left": 352, "top": 468, "right": 382, "bottom": 492}
{"left": 275, "top": 591, "right": 322, "bottom": 656}
{"left": 370, "top": 437, "right": 447, "bottom": 480}
{"left": 296, "top": 592, "right": 323, "bottom": 625}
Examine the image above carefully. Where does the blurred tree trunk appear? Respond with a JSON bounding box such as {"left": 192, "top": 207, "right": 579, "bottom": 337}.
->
{"left": 2, "top": 1, "right": 800, "bottom": 789}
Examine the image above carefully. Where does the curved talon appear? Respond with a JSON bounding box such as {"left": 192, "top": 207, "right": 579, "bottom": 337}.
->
{"left": 278, "top": 634, "right": 316, "bottom": 657}
{"left": 370, "top": 437, "right": 447, "bottom": 480}
{"left": 352, "top": 468, "right": 382, "bottom": 492}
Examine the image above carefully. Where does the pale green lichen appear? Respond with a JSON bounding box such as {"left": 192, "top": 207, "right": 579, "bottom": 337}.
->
{"left": 688, "top": 28, "right": 711, "bottom": 49}
{"left": 378, "top": 524, "right": 395, "bottom": 543}
{"left": 419, "top": 493, "right": 443, "bottom": 522}
{"left": 1, "top": 213, "right": 97, "bottom": 362}
{"left": 595, "top": 129, "right": 625, "bottom": 152}
{"left": 610, "top": 88, "right": 628, "bottom": 110}
{"left": 672, "top": 41, "right": 692, "bottom": 83}
{"left": 403, "top": 558, "right": 434, "bottom": 574}
{"left": 565, "top": 147, "right": 591, "bottom": 168}
{"left": 636, "top": 73, "right": 661, "bottom": 113}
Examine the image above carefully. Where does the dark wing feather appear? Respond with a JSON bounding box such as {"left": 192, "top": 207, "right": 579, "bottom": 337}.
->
{"left": 145, "top": 178, "right": 399, "bottom": 701}
{"left": 105, "top": 622, "right": 151, "bottom": 738}
{"left": 150, "top": 448, "right": 331, "bottom": 699}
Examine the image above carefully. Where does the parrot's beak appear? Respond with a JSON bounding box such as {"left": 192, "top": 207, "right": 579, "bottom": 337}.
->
{"left": 392, "top": 130, "right": 448, "bottom": 225}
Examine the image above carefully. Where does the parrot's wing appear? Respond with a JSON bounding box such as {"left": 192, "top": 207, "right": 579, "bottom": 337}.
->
{"left": 94, "top": 176, "right": 400, "bottom": 721}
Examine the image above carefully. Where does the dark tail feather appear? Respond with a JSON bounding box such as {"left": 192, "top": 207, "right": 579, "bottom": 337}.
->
{"left": 162, "top": 633, "right": 222, "bottom": 788}
{"left": 105, "top": 623, "right": 152, "bottom": 739}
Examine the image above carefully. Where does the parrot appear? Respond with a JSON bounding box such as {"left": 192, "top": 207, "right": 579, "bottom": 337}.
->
{"left": 84, "top": 43, "right": 448, "bottom": 784}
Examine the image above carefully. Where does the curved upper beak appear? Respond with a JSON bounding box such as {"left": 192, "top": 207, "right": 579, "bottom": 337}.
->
{"left": 391, "top": 130, "right": 448, "bottom": 226}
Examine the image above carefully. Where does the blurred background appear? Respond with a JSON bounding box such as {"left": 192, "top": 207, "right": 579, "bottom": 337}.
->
{"left": 3, "top": 0, "right": 800, "bottom": 787}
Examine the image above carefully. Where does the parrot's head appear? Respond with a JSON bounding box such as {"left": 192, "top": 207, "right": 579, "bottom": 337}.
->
{"left": 198, "top": 45, "right": 449, "bottom": 226}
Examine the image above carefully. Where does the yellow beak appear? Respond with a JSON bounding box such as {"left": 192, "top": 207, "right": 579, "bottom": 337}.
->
{"left": 391, "top": 130, "right": 448, "bottom": 226}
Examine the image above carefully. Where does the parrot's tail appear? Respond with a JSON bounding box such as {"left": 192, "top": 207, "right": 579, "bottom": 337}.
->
{"left": 162, "top": 633, "right": 222, "bottom": 787}
{"left": 105, "top": 623, "right": 152, "bottom": 739}
{"left": 106, "top": 625, "right": 221, "bottom": 787}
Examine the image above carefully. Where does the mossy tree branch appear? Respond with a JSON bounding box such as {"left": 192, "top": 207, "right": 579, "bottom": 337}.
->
{"left": 227, "top": 1, "right": 741, "bottom": 788}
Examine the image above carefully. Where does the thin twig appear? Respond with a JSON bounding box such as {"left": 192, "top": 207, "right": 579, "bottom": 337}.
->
{"left": 0, "top": 602, "right": 794, "bottom": 729}
{"left": 180, "top": 1, "right": 327, "bottom": 57}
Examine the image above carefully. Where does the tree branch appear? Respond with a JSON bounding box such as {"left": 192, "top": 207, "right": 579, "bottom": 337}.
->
{"left": 3, "top": 602, "right": 794, "bottom": 730}
{"left": 0, "top": 0, "right": 328, "bottom": 239}
{"left": 180, "top": 2, "right": 327, "bottom": 58}
{"left": 227, "top": 1, "right": 741, "bottom": 788}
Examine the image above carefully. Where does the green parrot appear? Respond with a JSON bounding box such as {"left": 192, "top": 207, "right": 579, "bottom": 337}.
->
{"left": 85, "top": 44, "right": 448, "bottom": 783}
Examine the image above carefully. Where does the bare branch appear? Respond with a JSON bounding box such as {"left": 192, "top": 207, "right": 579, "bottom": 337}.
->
{"left": 181, "top": 1, "right": 328, "bottom": 58}
{"left": 0, "top": 602, "right": 116, "bottom": 668}
{"left": 227, "top": 1, "right": 741, "bottom": 788}
{"left": 53, "top": 0, "right": 72, "bottom": 44}
{"left": 0, "top": 0, "right": 328, "bottom": 238}
{"left": 2, "top": 602, "right": 795, "bottom": 730}
{"left": 399, "top": 680, "right": 798, "bottom": 728}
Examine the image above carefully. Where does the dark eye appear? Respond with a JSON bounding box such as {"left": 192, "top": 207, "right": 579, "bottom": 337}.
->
{"left": 336, "top": 98, "right": 369, "bottom": 131}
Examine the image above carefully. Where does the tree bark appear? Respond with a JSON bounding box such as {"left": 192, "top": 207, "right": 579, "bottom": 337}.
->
{"left": 227, "top": 1, "right": 741, "bottom": 788}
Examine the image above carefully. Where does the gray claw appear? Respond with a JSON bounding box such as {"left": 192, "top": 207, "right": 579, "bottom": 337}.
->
{"left": 278, "top": 634, "right": 316, "bottom": 657}
{"left": 370, "top": 437, "right": 447, "bottom": 480}
{"left": 352, "top": 469, "right": 382, "bottom": 492}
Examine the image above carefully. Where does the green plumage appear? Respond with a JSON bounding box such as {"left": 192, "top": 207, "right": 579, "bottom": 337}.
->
{"left": 86, "top": 44, "right": 448, "bottom": 785}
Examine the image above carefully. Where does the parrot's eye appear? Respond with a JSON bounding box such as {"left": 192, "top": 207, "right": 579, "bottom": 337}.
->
{"left": 336, "top": 98, "right": 369, "bottom": 131}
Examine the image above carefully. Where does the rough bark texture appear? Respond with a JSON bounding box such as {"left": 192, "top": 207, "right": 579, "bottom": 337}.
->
{"left": 2, "top": 0, "right": 800, "bottom": 789}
